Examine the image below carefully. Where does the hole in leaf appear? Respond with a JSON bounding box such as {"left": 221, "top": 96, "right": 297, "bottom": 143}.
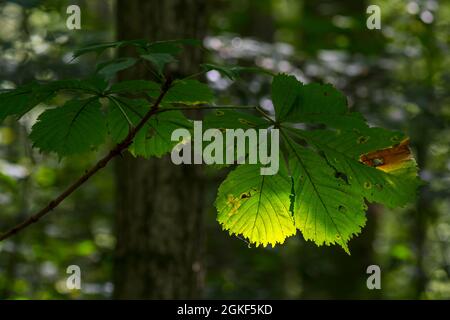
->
{"left": 215, "top": 110, "right": 225, "bottom": 116}
{"left": 357, "top": 136, "right": 370, "bottom": 144}
{"left": 240, "top": 191, "right": 252, "bottom": 199}
{"left": 335, "top": 171, "right": 349, "bottom": 184}
{"left": 338, "top": 205, "right": 347, "bottom": 213}
{"left": 364, "top": 181, "right": 372, "bottom": 189}
{"left": 372, "top": 158, "right": 384, "bottom": 166}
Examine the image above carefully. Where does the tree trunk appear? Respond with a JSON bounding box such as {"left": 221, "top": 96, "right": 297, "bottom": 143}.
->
{"left": 113, "top": 0, "right": 208, "bottom": 299}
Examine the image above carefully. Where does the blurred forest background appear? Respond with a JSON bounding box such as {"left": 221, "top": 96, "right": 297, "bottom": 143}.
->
{"left": 0, "top": 0, "right": 449, "bottom": 299}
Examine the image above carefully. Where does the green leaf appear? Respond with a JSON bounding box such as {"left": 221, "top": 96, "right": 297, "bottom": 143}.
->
{"left": 30, "top": 98, "right": 107, "bottom": 156}
{"left": 0, "top": 78, "right": 109, "bottom": 123}
{"left": 203, "top": 109, "right": 271, "bottom": 170}
{"left": 0, "top": 83, "right": 55, "bottom": 121}
{"left": 108, "top": 80, "right": 160, "bottom": 94}
{"left": 210, "top": 73, "right": 419, "bottom": 251}
{"left": 96, "top": 58, "right": 137, "bottom": 78}
{"left": 106, "top": 98, "right": 192, "bottom": 158}
{"left": 272, "top": 74, "right": 367, "bottom": 129}
{"left": 286, "top": 81, "right": 368, "bottom": 129}
{"left": 146, "top": 39, "right": 202, "bottom": 55}
{"left": 73, "top": 41, "right": 121, "bottom": 59}
{"left": 216, "top": 163, "right": 296, "bottom": 247}
{"left": 46, "top": 77, "right": 108, "bottom": 94}
{"left": 204, "top": 109, "right": 270, "bottom": 130}
{"left": 272, "top": 74, "right": 302, "bottom": 121}
{"left": 72, "top": 39, "right": 148, "bottom": 59}
{"left": 290, "top": 127, "right": 419, "bottom": 208}
{"left": 131, "top": 110, "right": 192, "bottom": 158}
{"left": 73, "top": 39, "right": 200, "bottom": 59}
{"left": 201, "top": 63, "right": 274, "bottom": 80}
{"left": 141, "top": 53, "right": 176, "bottom": 75}
{"left": 106, "top": 97, "right": 144, "bottom": 143}
{"left": 162, "top": 80, "right": 214, "bottom": 105}
{"left": 287, "top": 140, "right": 367, "bottom": 253}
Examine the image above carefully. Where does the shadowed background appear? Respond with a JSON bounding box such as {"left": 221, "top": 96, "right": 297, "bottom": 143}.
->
{"left": 0, "top": 0, "right": 449, "bottom": 299}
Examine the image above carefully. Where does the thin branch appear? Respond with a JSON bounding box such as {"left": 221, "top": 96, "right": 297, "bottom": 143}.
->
{"left": 0, "top": 77, "right": 173, "bottom": 242}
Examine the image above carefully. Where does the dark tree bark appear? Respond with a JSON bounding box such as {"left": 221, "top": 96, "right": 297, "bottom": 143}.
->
{"left": 113, "top": 0, "right": 208, "bottom": 299}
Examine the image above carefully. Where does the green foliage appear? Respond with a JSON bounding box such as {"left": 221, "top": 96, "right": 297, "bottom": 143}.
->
{"left": 287, "top": 139, "right": 366, "bottom": 254}
{"left": 106, "top": 97, "right": 192, "bottom": 158}
{"left": 96, "top": 58, "right": 138, "bottom": 79}
{"left": 161, "top": 80, "right": 214, "bottom": 105}
{"left": 141, "top": 53, "right": 176, "bottom": 76}
{"left": 107, "top": 80, "right": 159, "bottom": 94}
{"left": 272, "top": 74, "right": 366, "bottom": 129}
{"left": 201, "top": 63, "right": 274, "bottom": 80}
{"left": 131, "top": 110, "right": 192, "bottom": 158}
{"left": 214, "top": 74, "right": 419, "bottom": 252}
{"left": 0, "top": 83, "right": 55, "bottom": 121}
{"left": 0, "top": 39, "right": 420, "bottom": 253}
{"left": 72, "top": 39, "right": 200, "bottom": 59}
{"left": 30, "top": 98, "right": 107, "bottom": 156}
{"left": 204, "top": 109, "right": 269, "bottom": 129}
{"left": 216, "top": 163, "right": 296, "bottom": 247}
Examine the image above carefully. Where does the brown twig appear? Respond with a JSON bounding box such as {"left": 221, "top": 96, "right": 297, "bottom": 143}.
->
{"left": 0, "top": 77, "right": 173, "bottom": 242}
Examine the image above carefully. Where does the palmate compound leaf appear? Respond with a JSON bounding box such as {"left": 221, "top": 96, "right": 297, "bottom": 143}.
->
{"left": 216, "top": 162, "right": 296, "bottom": 247}
{"left": 214, "top": 74, "right": 419, "bottom": 252}
{"left": 275, "top": 74, "right": 419, "bottom": 252}
{"left": 30, "top": 98, "right": 107, "bottom": 156}
{"left": 106, "top": 97, "right": 192, "bottom": 158}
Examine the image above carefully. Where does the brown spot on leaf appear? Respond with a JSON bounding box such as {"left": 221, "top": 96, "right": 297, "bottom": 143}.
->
{"left": 359, "top": 138, "right": 412, "bottom": 172}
